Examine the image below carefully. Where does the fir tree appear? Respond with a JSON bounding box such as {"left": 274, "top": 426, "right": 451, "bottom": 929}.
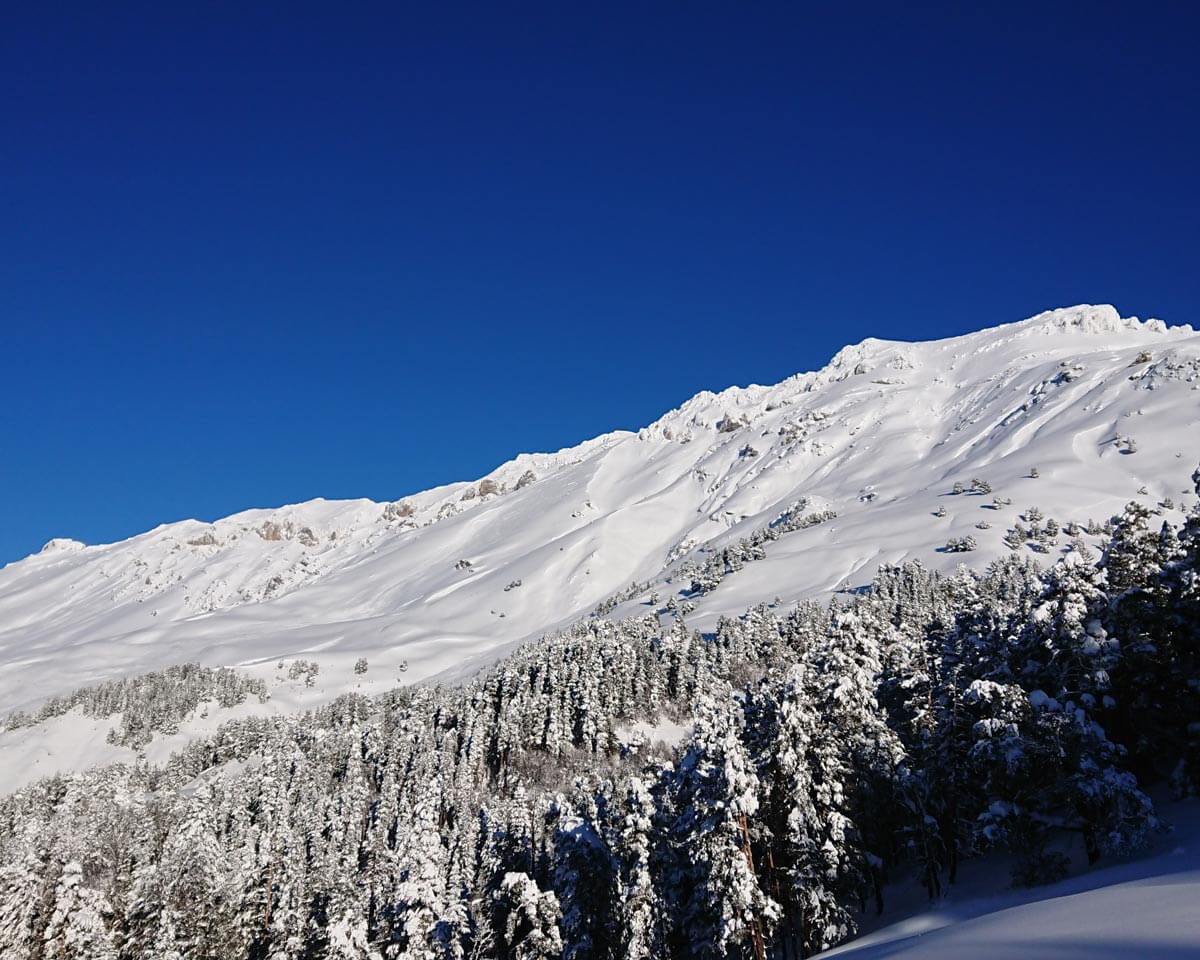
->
{"left": 494, "top": 874, "right": 562, "bottom": 960}
{"left": 43, "top": 861, "right": 118, "bottom": 960}
{"left": 671, "top": 689, "right": 779, "bottom": 959}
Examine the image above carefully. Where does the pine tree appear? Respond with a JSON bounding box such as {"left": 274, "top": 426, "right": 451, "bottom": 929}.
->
{"left": 158, "top": 796, "right": 229, "bottom": 959}
{"left": 1110, "top": 466, "right": 1200, "bottom": 791}
{"left": 43, "top": 861, "right": 118, "bottom": 960}
{"left": 763, "top": 664, "right": 861, "bottom": 955}
{"left": 328, "top": 912, "right": 380, "bottom": 960}
{"left": 1018, "top": 555, "right": 1155, "bottom": 866}
{"left": 1105, "top": 501, "right": 1165, "bottom": 592}
{"left": 121, "top": 861, "right": 170, "bottom": 960}
{"left": 0, "top": 849, "right": 50, "bottom": 960}
{"left": 552, "top": 808, "right": 616, "bottom": 960}
{"left": 672, "top": 689, "right": 779, "bottom": 959}
{"left": 807, "top": 609, "right": 905, "bottom": 912}
{"left": 494, "top": 873, "right": 562, "bottom": 960}
{"left": 609, "top": 777, "right": 666, "bottom": 960}
{"left": 383, "top": 781, "right": 454, "bottom": 960}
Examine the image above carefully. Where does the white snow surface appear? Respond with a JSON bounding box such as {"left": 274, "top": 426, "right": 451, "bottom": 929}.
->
{"left": 818, "top": 797, "right": 1200, "bottom": 959}
{"left": 2, "top": 304, "right": 1199, "bottom": 790}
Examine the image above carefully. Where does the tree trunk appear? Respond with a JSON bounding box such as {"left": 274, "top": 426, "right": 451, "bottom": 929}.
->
{"left": 739, "top": 813, "right": 767, "bottom": 960}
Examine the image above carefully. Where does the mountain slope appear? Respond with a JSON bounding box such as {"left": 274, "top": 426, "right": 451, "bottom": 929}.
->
{"left": 2, "top": 304, "right": 1197, "bottom": 781}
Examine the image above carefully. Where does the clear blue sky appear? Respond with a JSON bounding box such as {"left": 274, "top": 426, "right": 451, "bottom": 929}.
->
{"left": 2, "top": 3, "right": 1197, "bottom": 565}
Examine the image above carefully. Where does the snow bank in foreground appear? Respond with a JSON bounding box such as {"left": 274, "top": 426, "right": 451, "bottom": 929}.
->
{"left": 820, "top": 800, "right": 1200, "bottom": 959}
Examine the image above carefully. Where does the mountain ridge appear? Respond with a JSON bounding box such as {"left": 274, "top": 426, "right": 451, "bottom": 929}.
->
{"left": 2, "top": 303, "right": 1198, "bottom": 788}
{"left": 16, "top": 304, "right": 1189, "bottom": 567}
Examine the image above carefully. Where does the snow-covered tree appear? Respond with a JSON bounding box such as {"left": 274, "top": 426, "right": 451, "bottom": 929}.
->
{"left": 382, "top": 780, "right": 456, "bottom": 960}
{"left": 552, "top": 810, "right": 616, "bottom": 960}
{"left": 609, "top": 777, "right": 666, "bottom": 960}
{"left": 0, "top": 847, "right": 49, "bottom": 960}
{"left": 42, "top": 861, "right": 117, "bottom": 960}
{"left": 671, "top": 689, "right": 779, "bottom": 959}
{"left": 763, "top": 664, "right": 863, "bottom": 954}
{"left": 494, "top": 873, "right": 562, "bottom": 960}
{"left": 1014, "top": 555, "right": 1155, "bottom": 866}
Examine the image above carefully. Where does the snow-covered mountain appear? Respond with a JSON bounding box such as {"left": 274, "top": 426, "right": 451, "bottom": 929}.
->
{"left": 2, "top": 304, "right": 1198, "bottom": 784}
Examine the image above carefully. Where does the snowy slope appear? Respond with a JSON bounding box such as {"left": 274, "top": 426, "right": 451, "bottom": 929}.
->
{"left": 818, "top": 798, "right": 1200, "bottom": 959}
{"left": 2, "top": 304, "right": 1198, "bottom": 787}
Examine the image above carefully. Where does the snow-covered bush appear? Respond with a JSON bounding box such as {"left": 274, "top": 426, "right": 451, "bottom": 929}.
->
{"left": 287, "top": 659, "right": 320, "bottom": 686}
{"left": 382, "top": 499, "right": 416, "bottom": 521}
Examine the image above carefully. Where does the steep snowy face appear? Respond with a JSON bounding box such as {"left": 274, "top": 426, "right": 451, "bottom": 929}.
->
{"left": 1, "top": 305, "right": 1197, "bottom": 720}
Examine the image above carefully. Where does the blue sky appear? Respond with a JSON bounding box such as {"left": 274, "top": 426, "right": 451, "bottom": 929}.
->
{"left": 2, "top": 3, "right": 1197, "bottom": 565}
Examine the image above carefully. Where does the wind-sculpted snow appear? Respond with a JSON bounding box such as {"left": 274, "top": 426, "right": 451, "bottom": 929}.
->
{"left": 0, "top": 304, "right": 1197, "bottom": 786}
